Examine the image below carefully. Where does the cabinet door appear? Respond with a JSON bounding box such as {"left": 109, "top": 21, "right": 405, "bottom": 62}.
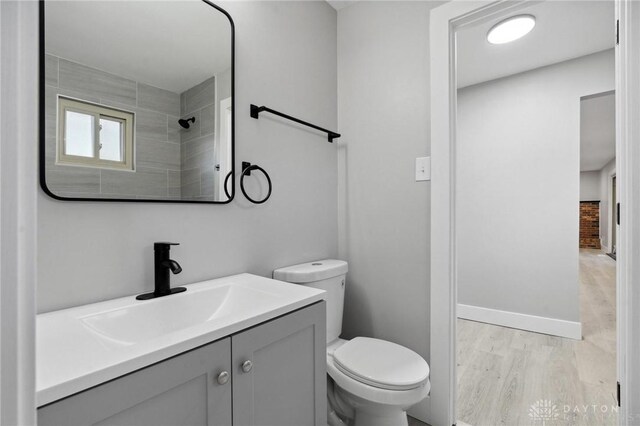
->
{"left": 232, "top": 301, "right": 326, "bottom": 426}
{"left": 38, "top": 338, "right": 232, "bottom": 426}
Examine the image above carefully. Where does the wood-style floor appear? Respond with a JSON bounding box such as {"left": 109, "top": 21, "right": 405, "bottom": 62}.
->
{"left": 456, "top": 249, "right": 617, "bottom": 426}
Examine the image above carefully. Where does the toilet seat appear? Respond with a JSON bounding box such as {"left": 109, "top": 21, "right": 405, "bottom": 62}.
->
{"left": 333, "top": 337, "right": 430, "bottom": 391}
{"left": 326, "top": 338, "right": 430, "bottom": 407}
{"left": 327, "top": 356, "right": 430, "bottom": 407}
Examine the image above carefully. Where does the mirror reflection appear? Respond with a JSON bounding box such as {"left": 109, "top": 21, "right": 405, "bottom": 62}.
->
{"left": 42, "top": 0, "right": 234, "bottom": 202}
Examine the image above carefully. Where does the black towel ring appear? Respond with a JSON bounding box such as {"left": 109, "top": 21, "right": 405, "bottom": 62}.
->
{"left": 240, "top": 162, "right": 272, "bottom": 204}
{"left": 223, "top": 171, "right": 233, "bottom": 200}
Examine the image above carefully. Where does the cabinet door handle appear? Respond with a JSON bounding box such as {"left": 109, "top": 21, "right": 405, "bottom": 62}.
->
{"left": 217, "top": 371, "right": 230, "bottom": 385}
{"left": 241, "top": 360, "right": 253, "bottom": 373}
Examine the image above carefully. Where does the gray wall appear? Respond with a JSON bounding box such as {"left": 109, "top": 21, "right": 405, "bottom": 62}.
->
{"left": 581, "top": 171, "right": 601, "bottom": 201}
{"left": 179, "top": 76, "right": 217, "bottom": 200}
{"left": 456, "top": 50, "right": 614, "bottom": 323}
{"left": 38, "top": 1, "right": 338, "bottom": 312}
{"left": 44, "top": 55, "right": 182, "bottom": 199}
{"left": 337, "top": 1, "right": 435, "bottom": 368}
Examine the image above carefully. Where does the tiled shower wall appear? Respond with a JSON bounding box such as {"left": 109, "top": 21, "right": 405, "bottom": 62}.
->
{"left": 179, "top": 76, "right": 216, "bottom": 200}
{"left": 44, "top": 54, "right": 182, "bottom": 199}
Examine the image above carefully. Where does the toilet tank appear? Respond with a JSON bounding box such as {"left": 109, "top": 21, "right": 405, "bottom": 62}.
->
{"left": 273, "top": 260, "right": 348, "bottom": 343}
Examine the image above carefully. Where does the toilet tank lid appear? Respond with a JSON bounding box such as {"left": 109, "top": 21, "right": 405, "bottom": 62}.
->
{"left": 273, "top": 259, "right": 348, "bottom": 283}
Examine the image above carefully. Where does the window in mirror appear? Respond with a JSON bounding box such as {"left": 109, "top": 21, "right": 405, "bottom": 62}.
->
{"left": 57, "top": 97, "right": 134, "bottom": 170}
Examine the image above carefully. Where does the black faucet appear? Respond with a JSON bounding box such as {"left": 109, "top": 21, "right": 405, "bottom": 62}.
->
{"left": 136, "top": 242, "right": 186, "bottom": 300}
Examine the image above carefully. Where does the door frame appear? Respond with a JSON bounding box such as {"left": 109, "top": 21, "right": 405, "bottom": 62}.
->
{"left": 611, "top": 174, "right": 617, "bottom": 253}
{"left": 613, "top": 0, "right": 640, "bottom": 420}
{"left": 0, "top": 1, "right": 38, "bottom": 424}
{"left": 429, "top": 1, "right": 636, "bottom": 425}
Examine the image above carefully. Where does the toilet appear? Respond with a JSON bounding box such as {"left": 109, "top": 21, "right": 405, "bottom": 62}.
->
{"left": 273, "top": 260, "right": 430, "bottom": 426}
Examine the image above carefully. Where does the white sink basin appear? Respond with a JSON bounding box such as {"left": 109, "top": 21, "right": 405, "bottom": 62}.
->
{"left": 81, "top": 284, "right": 278, "bottom": 345}
{"left": 37, "top": 273, "right": 325, "bottom": 407}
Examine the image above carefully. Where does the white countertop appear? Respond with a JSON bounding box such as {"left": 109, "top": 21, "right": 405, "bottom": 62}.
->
{"left": 37, "top": 273, "right": 325, "bottom": 407}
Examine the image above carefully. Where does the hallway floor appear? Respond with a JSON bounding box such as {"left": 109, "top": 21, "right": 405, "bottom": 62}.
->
{"left": 456, "top": 249, "right": 617, "bottom": 425}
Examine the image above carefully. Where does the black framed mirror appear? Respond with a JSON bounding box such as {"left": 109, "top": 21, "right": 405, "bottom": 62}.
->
{"left": 39, "top": 0, "right": 234, "bottom": 203}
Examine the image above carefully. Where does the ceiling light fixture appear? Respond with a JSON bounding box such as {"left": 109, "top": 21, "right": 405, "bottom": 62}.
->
{"left": 487, "top": 15, "right": 536, "bottom": 45}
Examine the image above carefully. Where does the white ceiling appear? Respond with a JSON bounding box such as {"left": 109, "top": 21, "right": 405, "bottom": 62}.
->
{"left": 457, "top": 1, "right": 615, "bottom": 172}
{"left": 45, "top": 1, "right": 232, "bottom": 94}
{"left": 580, "top": 92, "right": 615, "bottom": 171}
{"left": 457, "top": 1, "right": 615, "bottom": 88}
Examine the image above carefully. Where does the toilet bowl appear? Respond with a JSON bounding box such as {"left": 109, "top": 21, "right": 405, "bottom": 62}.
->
{"left": 273, "top": 260, "right": 430, "bottom": 426}
{"left": 326, "top": 338, "right": 430, "bottom": 426}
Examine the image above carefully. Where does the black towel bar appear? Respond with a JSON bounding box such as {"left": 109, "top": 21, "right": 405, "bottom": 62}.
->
{"left": 250, "top": 104, "right": 341, "bottom": 143}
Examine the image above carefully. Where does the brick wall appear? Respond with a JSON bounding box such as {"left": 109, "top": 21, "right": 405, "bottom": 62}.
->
{"left": 580, "top": 201, "right": 601, "bottom": 249}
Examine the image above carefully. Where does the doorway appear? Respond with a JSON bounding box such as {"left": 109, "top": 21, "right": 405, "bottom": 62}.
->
{"left": 453, "top": 4, "right": 617, "bottom": 423}
{"left": 428, "top": 1, "right": 636, "bottom": 425}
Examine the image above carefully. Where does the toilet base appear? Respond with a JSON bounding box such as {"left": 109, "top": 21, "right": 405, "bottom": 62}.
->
{"left": 352, "top": 407, "right": 408, "bottom": 426}
{"left": 335, "top": 383, "right": 412, "bottom": 426}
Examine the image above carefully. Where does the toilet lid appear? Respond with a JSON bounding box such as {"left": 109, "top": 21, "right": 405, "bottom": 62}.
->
{"left": 333, "top": 337, "right": 430, "bottom": 391}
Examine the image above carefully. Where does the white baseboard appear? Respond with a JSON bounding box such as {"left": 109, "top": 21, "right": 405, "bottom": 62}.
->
{"left": 602, "top": 243, "right": 611, "bottom": 253}
{"left": 457, "top": 304, "right": 582, "bottom": 340}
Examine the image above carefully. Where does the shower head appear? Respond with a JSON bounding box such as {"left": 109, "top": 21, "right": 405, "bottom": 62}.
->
{"left": 178, "top": 117, "right": 196, "bottom": 129}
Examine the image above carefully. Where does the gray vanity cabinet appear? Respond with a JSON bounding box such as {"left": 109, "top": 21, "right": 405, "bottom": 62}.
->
{"left": 232, "top": 301, "right": 326, "bottom": 426}
{"left": 38, "top": 301, "right": 326, "bottom": 426}
{"left": 38, "top": 337, "right": 232, "bottom": 426}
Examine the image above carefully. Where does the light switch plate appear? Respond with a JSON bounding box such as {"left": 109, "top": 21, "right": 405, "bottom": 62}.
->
{"left": 415, "top": 156, "right": 431, "bottom": 181}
